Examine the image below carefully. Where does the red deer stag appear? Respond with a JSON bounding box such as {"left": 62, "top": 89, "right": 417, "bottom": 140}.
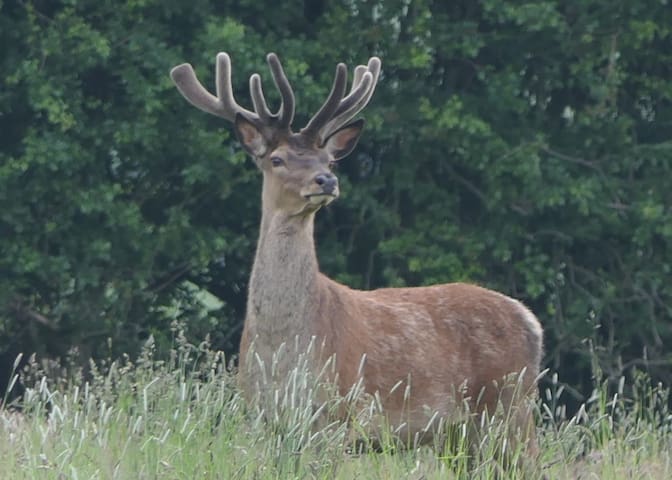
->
{"left": 170, "top": 52, "right": 543, "bottom": 451}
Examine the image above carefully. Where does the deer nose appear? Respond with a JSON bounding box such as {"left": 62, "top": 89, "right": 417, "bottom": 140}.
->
{"left": 314, "top": 172, "right": 338, "bottom": 194}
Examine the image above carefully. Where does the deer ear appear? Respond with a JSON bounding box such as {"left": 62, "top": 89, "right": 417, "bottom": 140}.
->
{"left": 323, "top": 119, "right": 364, "bottom": 160}
{"left": 234, "top": 114, "right": 268, "bottom": 158}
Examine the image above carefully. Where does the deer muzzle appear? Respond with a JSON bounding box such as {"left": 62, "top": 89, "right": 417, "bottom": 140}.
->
{"left": 314, "top": 172, "right": 338, "bottom": 195}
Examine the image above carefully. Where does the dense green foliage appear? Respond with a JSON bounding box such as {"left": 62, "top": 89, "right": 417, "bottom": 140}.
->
{"left": 1, "top": 0, "right": 671, "bottom": 400}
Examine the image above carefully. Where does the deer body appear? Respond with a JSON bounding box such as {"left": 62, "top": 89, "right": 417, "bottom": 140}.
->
{"left": 240, "top": 208, "right": 542, "bottom": 436}
{"left": 170, "top": 51, "right": 543, "bottom": 447}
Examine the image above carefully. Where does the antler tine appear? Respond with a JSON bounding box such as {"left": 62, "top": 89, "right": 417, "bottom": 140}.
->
{"left": 332, "top": 64, "right": 370, "bottom": 116}
{"left": 170, "top": 53, "right": 259, "bottom": 122}
{"left": 320, "top": 63, "right": 371, "bottom": 125}
{"left": 249, "top": 74, "right": 273, "bottom": 122}
{"left": 301, "top": 63, "right": 348, "bottom": 138}
{"left": 319, "top": 57, "right": 381, "bottom": 140}
{"left": 326, "top": 72, "right": 373, "bottom": 126}
{"left": 267, "top": 53, "right": 296, "bottom": 128}
{"left": 215, "top": 52, "right": 258, "bottom": 122}
{"left": 320, "top": 63, "right": 370, "bottom": 117}
{"left": 170, "top": 62, "right": 232, "bottom": 119}
{"left": 350, "top": 65, "right": 368, "bottom": 93}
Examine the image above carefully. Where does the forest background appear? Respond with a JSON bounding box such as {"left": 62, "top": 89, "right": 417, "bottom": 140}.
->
{"left": 1, "top": 0, "right": 671, "bottom": 406}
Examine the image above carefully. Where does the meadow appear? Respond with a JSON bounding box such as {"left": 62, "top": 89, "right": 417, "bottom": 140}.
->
{"left": 1, "top": 330, "right": 670, "bottom": 479}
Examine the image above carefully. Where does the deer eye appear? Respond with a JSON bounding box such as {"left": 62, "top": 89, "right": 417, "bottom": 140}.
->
{"left": 270, "top": 156, "right": 285, "bottom": 168}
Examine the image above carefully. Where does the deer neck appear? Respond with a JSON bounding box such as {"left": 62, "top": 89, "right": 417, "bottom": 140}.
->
{"left": 247, "top": 207, "right": 322, "bottom": 353}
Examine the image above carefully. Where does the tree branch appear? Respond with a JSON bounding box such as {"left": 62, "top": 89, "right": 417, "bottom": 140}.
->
{"left": 9, "top": 299, "right": 58, "bottom": 330}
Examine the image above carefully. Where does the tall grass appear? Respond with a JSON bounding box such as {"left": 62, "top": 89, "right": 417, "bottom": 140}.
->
{"left": 1, "top": 329, "right": 670, "bottom": 479}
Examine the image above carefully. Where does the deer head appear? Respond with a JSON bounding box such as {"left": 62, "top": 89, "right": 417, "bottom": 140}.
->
{"left": 170, "top": 53, "right": 381, "bottom": 217}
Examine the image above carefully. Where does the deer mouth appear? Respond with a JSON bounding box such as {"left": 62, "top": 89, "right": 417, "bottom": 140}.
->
{"left": 304, "top": 192, "right": 338, "bottom": 205}
{"left": 304, "top": 192, "right": 337, "bottom": 198}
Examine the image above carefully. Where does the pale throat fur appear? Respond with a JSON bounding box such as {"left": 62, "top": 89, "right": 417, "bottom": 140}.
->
{"left": 246, "top": 208, "right": 323, "bottom": 358}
